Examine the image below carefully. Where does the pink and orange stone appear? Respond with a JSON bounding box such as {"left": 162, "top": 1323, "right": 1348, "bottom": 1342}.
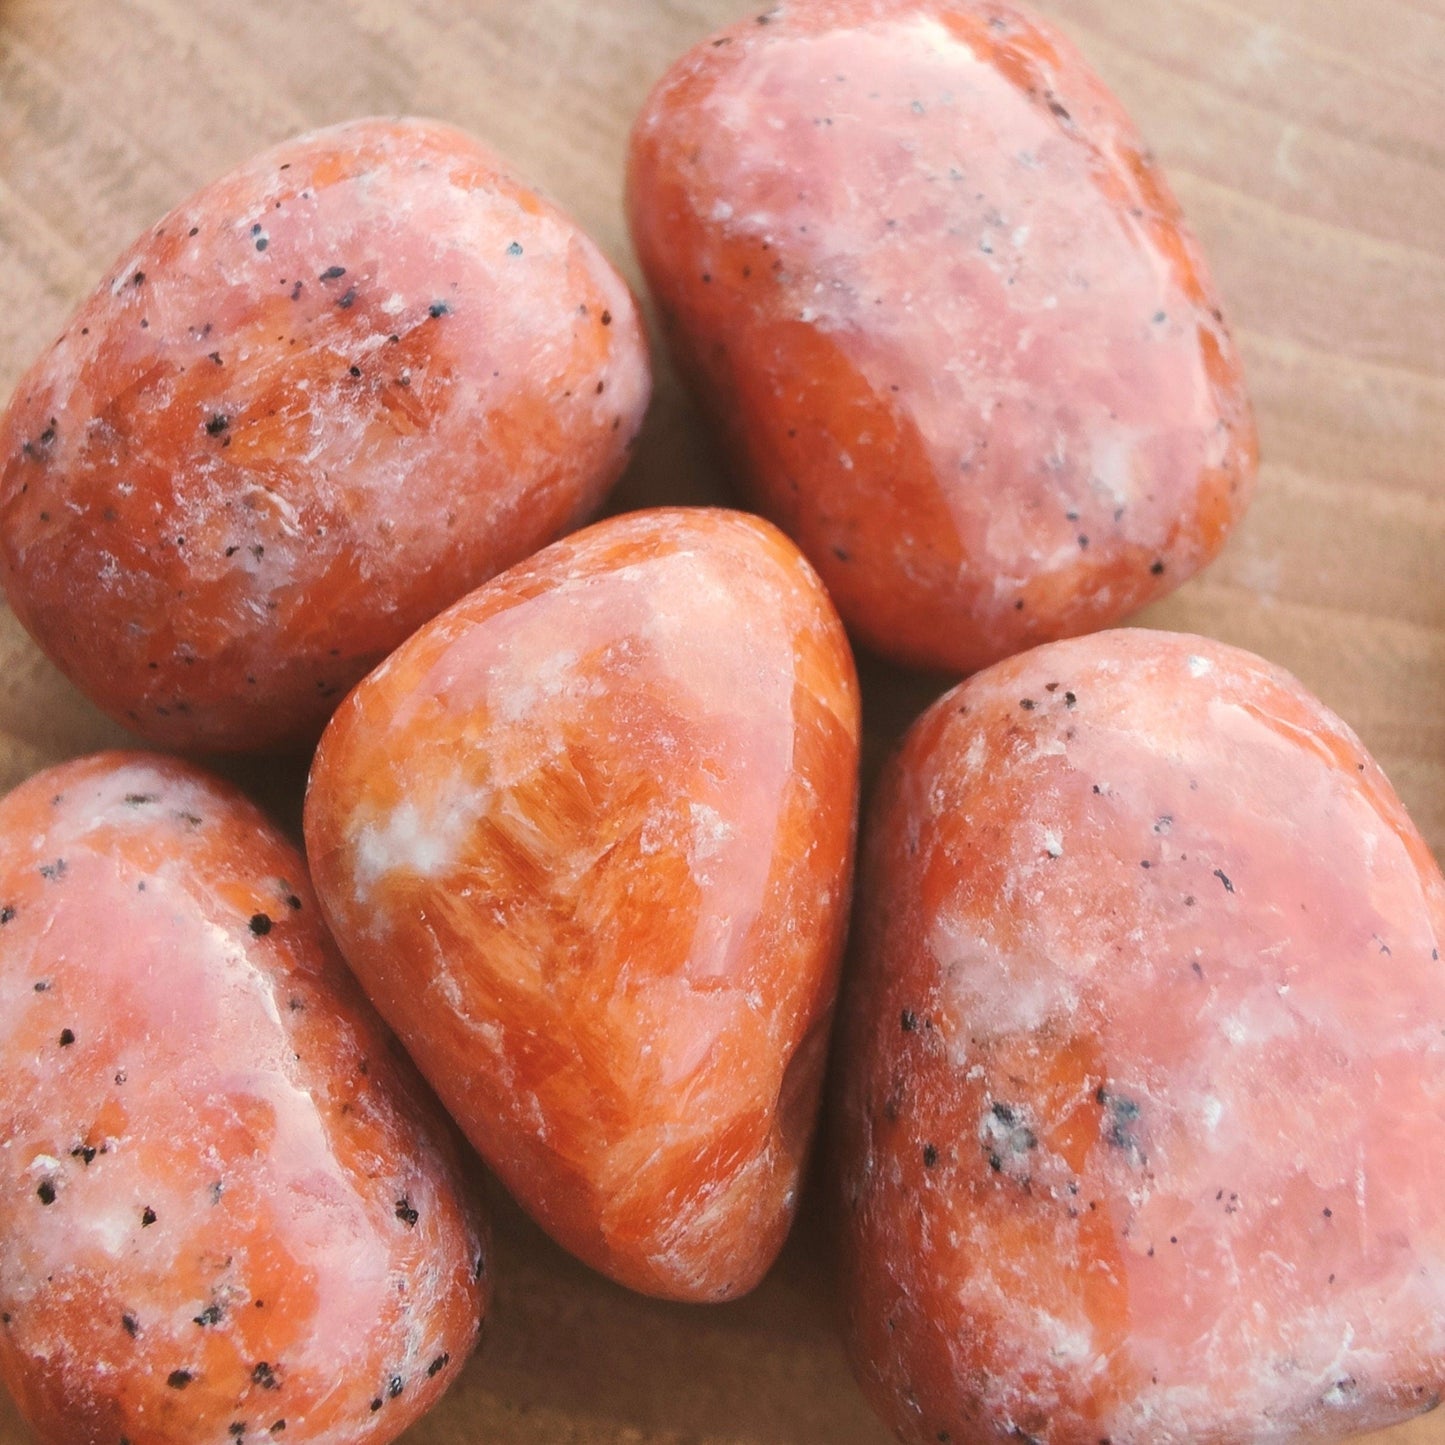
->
{"left": 628, "top": 0, "right": 1257, "bottom": 674}
{"left": 0, "top": 753, "right": 488, "bottom": 1445}
{"left": 834, "top": 631, "right": 1445, "bottom": 1443}
{"left": 0, "top": 117, "right": 650, "bottom": 751}
{"left": 305, "top": 508, "right": 861, "bottom": 1302}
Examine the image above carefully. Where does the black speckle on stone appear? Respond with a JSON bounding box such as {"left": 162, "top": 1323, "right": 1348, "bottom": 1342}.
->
{"left": 832, "top": 544, "right": 851, "bottom": 562}
{"left": 194, "top": 1304, "right": 223, "bottom": 1327}
{"left": 39, "top": 859, "right": 66, "bottom": 881}
{"left": 474, "top": 1252, "right": 486, "bottom": 1280}
{"left": 922, "top": 1144, "right": 939, "bottom": 1168}
{"left": 122, "top": 1313, "right": 138, "bottom": 1337}
{"left": 901, "top": 1009, "right": 918, "bottom": 1032}
{"left": 290, "top": 280, "right": 303, "bottom": 301}
{"left": 132, "top": 271, "right": 146, "bottom": 287}
{"left": 388, "top": 1376, "right": 404, "bottom": 1399}
{"left": 428, "top": 301, "right": 452, "bottom": 318}
{"left": 229, "top": 1425, "right": 246, "bottom": 1440}
{"left": 2, "top": 906, "right": 14, "bottom": 924}
{"left": 601, "top": 310, "right": 612, "bottom": 325}
{"left": 1097, "top": 1087, "right": 1144, "bottom": 1158}
{"left": 286, "top": 894, "right": 303, "bottom": 911}
{"left": 125, "top": 793, "right": 158, "bottom": 806}
{"left": 71, "top": 1143, "right": 97, "bottom": 1165}
{"left": 249, "top": 913, "right": 273, "bottom": 937}
{"left": 271, "top": 1423, "right": 286, "bottom": 1435}
{"left": 141, "top": 1206, "right": 157, "bottom": 1227}
{"left": 370, "top": 1399, "right": 383, "bottom": 1413}
{"left": 1078, "top": 534, "right": 1090, "bottom": 549}
{"left": 206, "top": 414, "right": 230, "bottom": 437}
{"left": 59, "top": 1028, "right": 76, "bottom": 1047}
{"left": 1214, "top": 869, "right": 1235, "bottom": 894}
{"left": 37, "top": 1180, "right": 56, "bottom": 1205}
{"left": 1019, "top": 698, "right": 1036, "bottom": 711}
{"left": 506, "top": 241, "right": 523, "bottom": 256}
{"left": 349, "top": 364, "right": 362, "bottom": 378}
{"left": 253, "top": 1361, "right": 279, "bottom": 1389}
{"left": 427, "top": 1353, "right": 450, "bottom": 1378}
{"left": 1150, "top": 560, "right": 1166, "bottom": 575}
{"left": 167, "top": 1370, "right": 192, "bottom": 1390}
{"left": 337, "top": 287, "right": 357, "bottom": 309}
{"left": 395, "top": 1198, "right": 419, "bottom": 1228}
{"left": 320, "top": 266, "right": 346, "bottom": 281}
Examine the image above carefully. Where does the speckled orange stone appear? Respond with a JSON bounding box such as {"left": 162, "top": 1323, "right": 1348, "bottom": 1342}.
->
{"left": 0, "top": 753, "right": 488, "bottom": 1445}
{"left": 0, "top": 117, "right": 650, "bottom": 751}
{"left": 834, "top": 630, "right": 1445, "bottom": 1443}
{"left": 305, "top": 507, "right": 860, "bottom": 1302}
{"left": 628, "top": 0, "right": 1256, "bottom": 674}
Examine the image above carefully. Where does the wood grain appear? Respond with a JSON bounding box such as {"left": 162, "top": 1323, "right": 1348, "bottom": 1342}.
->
{"left": 0, "top": 0, "right": 1442, "bottom": 1441}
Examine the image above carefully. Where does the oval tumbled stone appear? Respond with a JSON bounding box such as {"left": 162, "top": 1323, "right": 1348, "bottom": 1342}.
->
{"left": 628, "top": 0, "right": 1256, "bottom": 674}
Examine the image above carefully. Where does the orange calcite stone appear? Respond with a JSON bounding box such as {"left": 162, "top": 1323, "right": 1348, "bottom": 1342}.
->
{"left": 0, "top": 754, "right": 488, "bottom": 1445}
{"left": 627, "top": 0, "right": 1256, "bottom": 674}
{"left": 0, "top": 117, "right": 650, "bottom": 751}
{"left": 834, "top": 631, "right": 1445, "bottom": 1443}
{"left": 305, "top": 508, "right": 860, "bottom": 1302}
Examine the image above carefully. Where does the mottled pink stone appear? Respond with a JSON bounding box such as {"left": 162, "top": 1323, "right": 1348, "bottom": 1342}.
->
{"left": 0, "top": 117, "right": 650, "bottom": 751}
{"left": 628, "top": 0, "right": 1256, "bottom": 674}
{"left": 0, "top": 753, "right": 488, "bottom": 1445}
{"left": 835, "top": 630, "right": 1445, "bottom": 1443}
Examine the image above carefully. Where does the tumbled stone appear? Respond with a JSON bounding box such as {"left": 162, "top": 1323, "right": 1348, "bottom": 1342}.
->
{"left": 835, "top": 630, "right": 1445, "bottom": 1443}
{"left": 0, "top": 117, "right": 650, "bottom": 751}
{"left": 305, "top": 507, "right": 860, "bottom": 1302}
{"left": 0, "top": 752, "right": 488, "bottom": 1445}
{"left": 628, "top": 0, "right": 1256, "bottom": 674}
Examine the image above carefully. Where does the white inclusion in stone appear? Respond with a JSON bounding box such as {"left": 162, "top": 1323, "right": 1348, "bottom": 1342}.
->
{"left": 689, "top": 801, "right": 733, "bottom": 860}
{"left": 353, "top": 788, "right": 479, "bottom": 892}
{"left": 1042, "top": 828, "right": 1064, "bottom": 859}
{"left": 1188, "top": 654, "right": 1214, "bottom": 678}
{"left": 1201, "top": 1095, "right": 1225, "bottom": 1131}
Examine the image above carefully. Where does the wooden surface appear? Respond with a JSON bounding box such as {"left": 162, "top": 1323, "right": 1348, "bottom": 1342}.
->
{"left": 0, "top": 0, "right": 1443, "bottom": 1441}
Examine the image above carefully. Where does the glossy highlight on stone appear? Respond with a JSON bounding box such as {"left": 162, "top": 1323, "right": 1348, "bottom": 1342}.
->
{"left": 0, "top": 753, "right": 488, "bottom": 1445}
{"left": 305, "top": 507, "right": 860, "bottom": 1302}
{"left": 834, "top": 630, "right": 1445, "bottom": 1444}
{"left": 628, "top": 0, "right": 1257, "bottom": 674}
{"left": 0, "top": 116, "right": 651, "bottom": 751}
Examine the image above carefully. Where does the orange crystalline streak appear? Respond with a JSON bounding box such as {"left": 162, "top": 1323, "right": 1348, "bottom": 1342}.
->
{"left": 305, "top": 507, "right": 861, "bottom": 1303}
{"left": 833, "top": 629, "right": 1445, "bottom": 1444}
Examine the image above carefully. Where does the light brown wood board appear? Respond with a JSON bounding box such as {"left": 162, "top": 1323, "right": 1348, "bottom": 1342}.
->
{"left": 0, "top": 0, "right": 1442, "bottom": 1441}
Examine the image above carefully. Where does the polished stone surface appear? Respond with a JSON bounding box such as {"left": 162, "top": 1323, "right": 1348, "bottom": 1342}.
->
{"left": 836, "top": 630, "right": 1445, "bottom": 1443}
{"left": 629, "top": 0, "right": 1256, "bottom": 675}
{"left": 306, "top": 508, "right": 860, "bottom": 1302}
{"left": 0, "top": 753, "right": 487, "bottom": 1445}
